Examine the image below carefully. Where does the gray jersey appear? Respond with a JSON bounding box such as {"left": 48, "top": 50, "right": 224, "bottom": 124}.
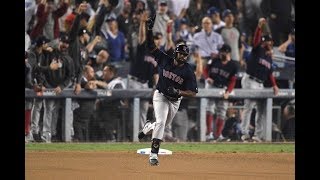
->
{"left": 220, "top": 27, "right": 240, "bottom": 61}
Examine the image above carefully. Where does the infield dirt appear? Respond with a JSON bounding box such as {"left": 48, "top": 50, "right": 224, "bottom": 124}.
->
{"left": 26, "top": 151, "right": 294, "bottom": 180}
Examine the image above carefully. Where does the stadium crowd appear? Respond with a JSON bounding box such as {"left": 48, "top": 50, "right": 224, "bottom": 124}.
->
{"left": 25, "top": 0, "right": 295, "bottom": 143}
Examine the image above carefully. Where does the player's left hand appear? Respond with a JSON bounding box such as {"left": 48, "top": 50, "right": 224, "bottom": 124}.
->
{"left": 167, "top": 86, "right": 180, "bottom": 96}
{"left": 273, "top": 85, "right": 279, "bottom": 96}
{"left": 54, "top": 86, "right": 62, "bottom": 95}
{"left": 223, "top": 91, "right": 230, "bottom": 99}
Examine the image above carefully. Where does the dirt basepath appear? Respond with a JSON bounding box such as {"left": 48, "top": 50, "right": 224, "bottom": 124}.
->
{"left": 26, "top": 151, "right": 294, "bottom": 180}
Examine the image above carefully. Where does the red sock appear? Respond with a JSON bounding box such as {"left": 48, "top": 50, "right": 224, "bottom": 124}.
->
{"left": 206, "top": 112, "right": 214, "bottom": 135}
{"left": 25, "top": 110, "right": 31, "bottom": 135}
{"left": 214, "top": 117, "right": 225, "bottom": 138}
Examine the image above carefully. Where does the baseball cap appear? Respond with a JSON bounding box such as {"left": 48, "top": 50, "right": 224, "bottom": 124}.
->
{"left": 153, "top": 32, "right": 163, "bottom": 39}
{"left": 219, "top": 44, "right": 232, "bottom": 53}
{"left": 180, "top": 18, "right": 188, "bottom": 24}
{"left": 78, "top": 27, "right": 90, "bottom": 36}
{"left": 60, "top": 34, "right": 70, "bottom": 43}
{"left": 106, "top": 14, "right": 117, "bottom": 22}
{"left": 261, "top": 34, "right": 273, "bottom": 42}
{"left": 222, "top": 9, "right": 233, "bottom": 19}
{"left": 159, "top": 0, "right": 167, "bottom": 6}
{"left": 207, "top": 6, "right": 220, "bottom": 16}
{"left": 35, "top": 36, "right": 50, "bottom": 47}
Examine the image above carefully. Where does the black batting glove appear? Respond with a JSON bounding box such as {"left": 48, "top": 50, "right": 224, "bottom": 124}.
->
{"left": 146, "top": 14, "right": 156, "bottom": 30}
{"left": 167, "top": 86, "right": 180, "bottom": 96}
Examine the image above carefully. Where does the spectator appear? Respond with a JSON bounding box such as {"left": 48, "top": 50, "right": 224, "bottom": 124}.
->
{"left": 240, "top": 32, "right": 250, "bottom": 63}
{"left": 73, "top": 65, "right": 97, "bottom": 142}
{"left": 261, "top": 0, "right": 295, "bottom": 46}
{"left": 127, "top": 9, "right": 142, "bottom": 63}
{"left": 167, "top": 0, "right": 189, "bottom": 30}
{"left": 103, "top": 14, "right": 126, "bottom": 63}
{"left": 30, "top": 0, "right": 69, "bottom": 41}
{"left": 117, "top": 1, "right": 132, "bottom": 37}
{"left": 87, "top": 49, "right": 109, "bottom": 80}
{"left": 25, "top": 0, "right": 37, "bottom": 33}
{"left": 278, "top": 28, "right": 295, "bottom": 58}
{"left": 134, "top": 0, "right": 147, "bottom": 13}
{"left": 153, "top": 0, "right": 171, "bottom": 46}
{"left": 238, "top": 0, "right": 263, "bottom": 44}
{"left": 186, "top": 0, "right": 206, "bottom": 29}
{"left": 93, "top": 0, "right": 119, "bottom": 37}
{"left": 216, "top": 9, "right": 244, "bottom": 68}
{"left": 175, "top": 18, "right": 192, "bottom": 43}
{"left": 206, "top": 6, "right": 225, "bottom": 31}
{"left": 192, "top": 17, "right": 224, "bottom": 64}
{"left": 240, "top": 18, "right": 279, "bottom": 142}
{"left": 95, "top": 65, "right": 127, "bottom": 141}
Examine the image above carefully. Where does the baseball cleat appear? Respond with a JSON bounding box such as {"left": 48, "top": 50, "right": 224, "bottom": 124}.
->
{"left": 138, "top": 120, "right": 152, "bottom": 140}
{"left": 149, "top": 153, "right": 159, "bottom": 166}
{"left": 252, "top": 136, "right": 262, "bottom": 142}
{"left": 241, "top": 134, "right": 250, "bottom": 142}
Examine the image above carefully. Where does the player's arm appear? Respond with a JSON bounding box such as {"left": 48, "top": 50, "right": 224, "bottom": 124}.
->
{"left": 269, "top": 71, "right": 279, "bottom": 96}
{"left": 224, "top": 63, "right": 239, "bottom": 99}
{"left": 146, "top": 15, "right": 157, "bottom": 52}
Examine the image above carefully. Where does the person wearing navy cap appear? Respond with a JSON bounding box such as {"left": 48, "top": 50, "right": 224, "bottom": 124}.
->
{"left": 207, "top": 6, "right": 225, "bottom": 31}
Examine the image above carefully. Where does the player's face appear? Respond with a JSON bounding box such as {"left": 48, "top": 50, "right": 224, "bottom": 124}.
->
{"left": 219, "top": 51, "right": 229, "bottom": 61}
{"left": 176, "top": 52, "right": 188, "bottom": 62}
{"left": 263, "top": 40, "right": 273, "bottom": 51}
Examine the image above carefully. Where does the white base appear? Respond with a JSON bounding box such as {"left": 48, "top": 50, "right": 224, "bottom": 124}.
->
{"left": 137, "top": 148, "right": 172, "bottom": 155}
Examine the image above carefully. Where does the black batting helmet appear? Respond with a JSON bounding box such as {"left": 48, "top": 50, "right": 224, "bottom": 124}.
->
{"left": 175, "top": 43, "right": 189, "bottom": 56}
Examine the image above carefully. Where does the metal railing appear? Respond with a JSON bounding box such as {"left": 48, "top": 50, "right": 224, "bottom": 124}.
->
{"left": 25, "top": 88, "right": 295, "bottom": 142}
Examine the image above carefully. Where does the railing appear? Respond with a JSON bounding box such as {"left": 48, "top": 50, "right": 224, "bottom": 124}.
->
{"left": 25, "top": 88, "right": 295, "bottom": 142}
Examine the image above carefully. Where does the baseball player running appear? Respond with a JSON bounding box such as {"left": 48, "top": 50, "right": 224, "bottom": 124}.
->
{"left": 138, "top": 15, "right": 198, "bottom": 166}
{"left": 205, "top": 44, "right": 239, "bottom": 141}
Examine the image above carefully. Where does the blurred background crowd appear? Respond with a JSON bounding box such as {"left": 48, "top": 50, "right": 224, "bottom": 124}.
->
{"left": 25, "top": 0, "right": 295, "bottom": 143}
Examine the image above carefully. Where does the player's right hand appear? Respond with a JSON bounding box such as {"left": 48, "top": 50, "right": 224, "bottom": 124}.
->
{"left": 258, "top": 18, "right": 266, "bottom": 28}
{"left": 147, "top": 15, "right": 156, "bottom": 30}
{"left": 206, "top": 78, "right": 214, "bottom": 85}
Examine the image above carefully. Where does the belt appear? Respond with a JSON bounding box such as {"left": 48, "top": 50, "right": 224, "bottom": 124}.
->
{"left": 157, "top": 90, "right": 179, "bottom": 102}
{"left": 128, "top": 75, "right": 148, "bottom": 84}
{"left": 248, "top": 75, "right": 263, "bottom": 83}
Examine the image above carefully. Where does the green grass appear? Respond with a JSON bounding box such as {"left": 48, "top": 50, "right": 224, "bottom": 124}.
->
{"left": 25, "top": 142, "right": 294, "bottom": 153}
